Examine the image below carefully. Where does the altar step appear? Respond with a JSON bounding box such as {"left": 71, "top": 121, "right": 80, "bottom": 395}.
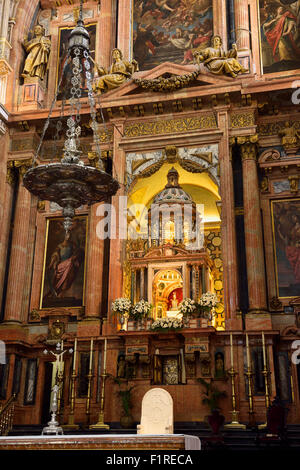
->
{"left": 8, "top": 423, "right": 300, "bottom": 450}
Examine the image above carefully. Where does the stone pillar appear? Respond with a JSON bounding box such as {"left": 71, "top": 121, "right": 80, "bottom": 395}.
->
{"left": 237, "top": 135, "right": 268, "bottom": 317}
{"left": 234, "top": 0, "right": 250, "bottom": 51}
{"left": 4, "top": 160, "right": 32, "bottom": 323}
{"left": 106, "top": 122, "right": 125, "bottom": 334}
{"left": 218, "top": 112, "right": 240, "bottom": 329}
{"left": 234, "top": 0, "right": 251, "bottom": 70}
{"left": 84, "top": 203, "right": 105, "bottom": 318}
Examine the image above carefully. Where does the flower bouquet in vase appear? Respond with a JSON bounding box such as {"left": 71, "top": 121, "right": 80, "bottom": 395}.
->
{"left": 198, "top": 292, "right": 219, "bottom": 323}
{"left": 130, "top": 299, "right": 152, "bottom": 329}
{"left": 179, "top": 298, "right": 196, "bottom": 317}
{"left": 112, "top": 298, "right": 132, "bottom": 331}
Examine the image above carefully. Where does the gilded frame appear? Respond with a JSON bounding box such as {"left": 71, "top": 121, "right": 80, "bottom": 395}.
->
{"left": 257, "top": 0, "right": 300, "bottom": 76}
{"left": 271, "top": 197, "right": 300, "bottom": 299}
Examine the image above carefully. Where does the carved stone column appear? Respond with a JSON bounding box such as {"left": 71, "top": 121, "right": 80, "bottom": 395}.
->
{"left": 218, "top": 111, "right": 240, "bottom": 329}
{"left": 85, "top": 203, "right": 105, "bottom": 318}
{"left": 234, "top": 0, "right": 250, "bottom": 51}
{"left": 238, "top": 135, "right": 268, "bottom": 317}
{"left": 0, "top": 158, "right": 15, "bottom": 310}
{"left": 106, "top": 122, "right": 125, "bottom": 334}
{"left": 4, "top": 159, "right": 32, "bottom": 323}
{"left": 234, "top": 0, "right": 251, "bottom": 70}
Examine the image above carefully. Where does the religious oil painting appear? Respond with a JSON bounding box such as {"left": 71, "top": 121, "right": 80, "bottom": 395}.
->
{"left": 56, "top": 23, "right": 96, "bottom": 100}
{"left": 271, "top": 199, "right": 300, "bottom": 298}
{"left": 40, "top": 216, "right": 87, "bottom": 309}
{"left": 133, "top": 0, "right": 213, "bottom": 70}
{"left": 259, "top": 0, "right": 300, "bottom": 74}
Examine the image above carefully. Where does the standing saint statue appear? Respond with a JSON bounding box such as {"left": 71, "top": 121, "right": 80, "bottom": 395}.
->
{"left": 22, "top": 24, "right": 51, "bottom": 80}
{"left": 193, "top": 35, "right": 248, "bottom": 78}
{"left": 93, "top": 48, "right": 139, "bottom": 94}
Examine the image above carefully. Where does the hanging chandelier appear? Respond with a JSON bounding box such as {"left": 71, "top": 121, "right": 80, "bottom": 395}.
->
{"left": 23, "top": 1, "right": 119, "bottom": 233}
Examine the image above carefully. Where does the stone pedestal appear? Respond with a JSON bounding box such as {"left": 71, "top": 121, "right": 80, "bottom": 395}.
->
{"left": 20, "top": 77, "right": 45, "bottom": 110}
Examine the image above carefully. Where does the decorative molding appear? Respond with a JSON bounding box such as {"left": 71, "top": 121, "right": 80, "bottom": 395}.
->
{"left": 230, "top": 112, "right": 255, "bottom": 129}
{"left": 124, "top": 115, "right": 217, "bottom": 139}
{"left": 133, "top": 69, "right": 200, "bottom": 92}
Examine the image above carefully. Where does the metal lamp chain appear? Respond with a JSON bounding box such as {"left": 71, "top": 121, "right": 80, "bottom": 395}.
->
{"left": 85, "top": 51, "right": 104, "bottom": 170}
{"left": 32, "top": 53, "right": 71, "bottom": 167}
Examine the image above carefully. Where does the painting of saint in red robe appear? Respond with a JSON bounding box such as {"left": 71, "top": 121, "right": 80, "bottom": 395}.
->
{"left": 41, "top": 217, "right": 87, "bottom": 308}
{"left": 260, "top": 0, "right": 300, "bottom": 73}
{"left": 272, "top": 199, "right": 300, "bottom": 298}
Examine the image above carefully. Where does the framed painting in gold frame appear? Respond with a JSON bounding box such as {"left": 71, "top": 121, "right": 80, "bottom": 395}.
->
{"left": 40, "top": 216, "right": 88, "bottom": 309}
{"left": 56, "top": 23, "right": 96, "bottom": 100}
{"left": 132, "top": 0, "right": 213, "bottom": 71}
{"left": 271, "top": 198, "right": 300, "bottom": 299}
{"left": 258, "top": 0, "right": 300, "bottom": 75}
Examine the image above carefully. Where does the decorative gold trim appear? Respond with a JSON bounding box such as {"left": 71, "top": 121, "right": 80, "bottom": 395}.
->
{"left": 124, "top": 115, "right": 217, "bottom": 138}
{"left": 133, "top": 69, "right": 200, "bottom": 92}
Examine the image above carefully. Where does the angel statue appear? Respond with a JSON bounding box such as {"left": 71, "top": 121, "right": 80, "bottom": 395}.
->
{"left": 21, "top": 24, "right": 51, "bottom": 81}
{"left": 93, "top": 48, "right": 139, "bottom": 94}
{"left": 193, "top": 35, "right": 248, "bottom": 78}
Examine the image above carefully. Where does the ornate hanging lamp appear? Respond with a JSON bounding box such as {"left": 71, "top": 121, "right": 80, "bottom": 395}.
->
{"left": 23, "top": 0, "right": 119, "bottom": 233}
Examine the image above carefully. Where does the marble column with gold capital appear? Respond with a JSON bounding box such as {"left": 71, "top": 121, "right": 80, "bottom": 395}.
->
{"left": 218, "top": 112, "right": 240, "bottom": 329}
{"left": 234, "top": 0, "right": 250, "bottom": 51}
{"left": 238, "top": 135, "right": 267, "bottom": 314}
{"left": 4, "top": 159, "right": 32, "bottom": 323}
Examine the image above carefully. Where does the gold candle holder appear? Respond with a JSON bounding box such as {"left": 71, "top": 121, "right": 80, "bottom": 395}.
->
{"left": 63, "top": 371, "right": 79, "bottom": 430}
{"left": 245, "top": 333, "right": 255, "bottom": 427}
{"left": 225, "top": 334, "right": 246, "bottom": 429}
{"left": 225, "top": 367, "right": 246, "bottom": 429}
{"left": 64, "top": 338, "right": 79, "bottom": 430}
{"left": 258, "top": 332, "right": 270, "bottom": 429}
{"left": 90, "top": 338, "right": 110, "bottom": 429}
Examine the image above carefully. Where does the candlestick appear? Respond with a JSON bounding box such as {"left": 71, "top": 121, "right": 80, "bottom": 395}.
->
{"left": 86, "top": 338, "right": 94, "bottom": 423}
{"left": 245, "top": 333, "right": 255, "bottom": 427}
{"left": 73, "top": 338, "right": 77, "bottom": 372}
{"left": 246, "top": 333, "right": 250, "bottom": 368}
{"left": 103, "top": 338, "right": 107, "bottom": 372}
{"left": 230, "top": 333, "right": 233, "bottom": 368}
{"left": 225, "top": 334, "right": 246, "bottom": 429}
{"left": 89, "top": 338, "right": 110, "bottom": 429}
{"left": 262, "top": 331, "right": 266, "bottom": 367}
{"left": 89, "top": 338, "right": 93, "bottom": 371}
{"left": 258, "top": 331, "right": 271, "bottom": 429}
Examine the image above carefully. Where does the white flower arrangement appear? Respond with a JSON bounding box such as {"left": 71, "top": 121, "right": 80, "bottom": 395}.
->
{"left": 199, "top": 292, "right": 219, "bottom": 309}
{"left": 131, "top": 299, "right": 151, "bottom": 320}
{"left": 179, "top": 298, "right": 196, "bottom": 316}
{"left": 150, "top": 317, "right": 186, "bottom": 331}
{"left": 112, "top": 298, "right": 131, "bottom": 314}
